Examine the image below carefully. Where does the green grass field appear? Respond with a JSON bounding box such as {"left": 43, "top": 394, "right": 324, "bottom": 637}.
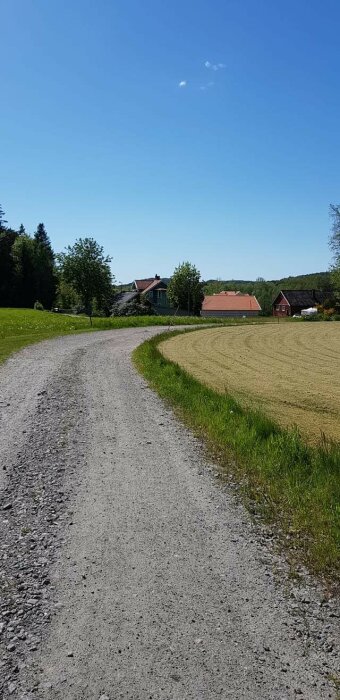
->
{"left": 0, "top": 308, "right": 208, "bottom": 364}
{"left": 133, "top": 329, "right": 340, "bottom": 583}
{"left": 0, "top": 308, "right": 278, "bottom": 365}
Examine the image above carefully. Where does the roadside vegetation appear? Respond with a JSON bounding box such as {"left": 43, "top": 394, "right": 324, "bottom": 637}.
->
{"left": 133, "top": 329, "right": 340, "bottom": 583}
{"left": 0, "top": 308, "right": 276, "bottom": 365}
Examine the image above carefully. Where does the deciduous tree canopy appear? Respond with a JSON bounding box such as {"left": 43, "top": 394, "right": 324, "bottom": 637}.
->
{"left": 57, "top": 237, "right": 113, "bottom": 316}
{"left": 329, "top": 204, "right": 340, "bottom": 289}
{"left": 168, "top": 261, "right": 204, "bottom": 315}
{"left": 0, "top": 205, "right": 114, "bottom": 314}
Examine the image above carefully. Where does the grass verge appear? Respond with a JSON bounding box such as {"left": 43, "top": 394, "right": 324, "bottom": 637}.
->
{"left": 0, "top": 308, "right": 278, "bottom": 365}
{"left": 133, "top": 329, "right": 340, "bottom": 584}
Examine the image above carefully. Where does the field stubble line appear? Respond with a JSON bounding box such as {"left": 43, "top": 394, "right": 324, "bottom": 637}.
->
{"left": 160, "top": 323, "right": 340, "bottom": 443}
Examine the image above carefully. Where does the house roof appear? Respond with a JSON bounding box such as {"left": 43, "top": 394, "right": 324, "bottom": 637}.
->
{"left": 113, "top": 291, "right": 139, "bottom": 309}
{"left": 202, "top": 292, "right": 261, "bottom": 312}
{"left": 273, "top": 289, "right": 331, "bottom": 307}
{"left": 142, "top": 278, "right": 168, "bottom": 294}
{"left": 215, "top": 291, "right": 240, "bottom": 296}
{"left": 134, "top": 275, "right": 168, "bottom": 292}
{"left": 134, "top": 278, "right": 157, "bottom": 291}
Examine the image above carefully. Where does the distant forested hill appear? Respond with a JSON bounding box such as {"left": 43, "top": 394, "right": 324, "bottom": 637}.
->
{"left": 272, "top": 271, "right": 331, "bottom": 289}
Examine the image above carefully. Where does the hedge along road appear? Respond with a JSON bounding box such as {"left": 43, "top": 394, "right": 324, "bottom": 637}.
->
{"left": 0, "top": 329, "right": 338, "bottom": 700}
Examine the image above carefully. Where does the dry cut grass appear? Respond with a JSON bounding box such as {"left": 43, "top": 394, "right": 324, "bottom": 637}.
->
{"left": 160, "top": 323, "right": 340, "bottom": 444}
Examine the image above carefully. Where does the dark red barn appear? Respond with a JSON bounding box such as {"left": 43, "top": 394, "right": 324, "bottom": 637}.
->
{"left": 272, "top": 289, "right": 331, "bottom": 317}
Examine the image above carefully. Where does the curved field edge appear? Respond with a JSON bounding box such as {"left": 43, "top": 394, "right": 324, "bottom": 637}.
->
{"left": 133, "top": 329, "right": 340, "bottom": 584}
{"left": 0, "top": 308, "right": 285, "bottom": 365}
{"left": 0, "top": 308, "right": 225, "bottom": 365}
{"left": 159, "top": 323, "right": 340, "bottom": 445}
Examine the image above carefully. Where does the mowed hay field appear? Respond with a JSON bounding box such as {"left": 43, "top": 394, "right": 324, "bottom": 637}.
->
{"left": 160, "top": 322, "right": 340, "bottom": 444}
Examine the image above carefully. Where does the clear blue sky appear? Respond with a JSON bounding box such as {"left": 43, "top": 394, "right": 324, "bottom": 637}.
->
{"left": 2, "top": 0, "right": 340, "bottom": 282}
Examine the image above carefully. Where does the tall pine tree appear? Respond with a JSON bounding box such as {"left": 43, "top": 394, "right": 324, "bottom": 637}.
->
{"left": 0, "top": 228, "right": 19, "bottom": 305}
{"left": 12, "top": 235, "right": 37, "bottom": 307}
{"left": 33, "top": 223, "right": 56, "bottom": 308}
{"left": 0, "top": 204, "right": 8, "bottom": 231}
{"left": 0, "top": 204, "right": 20, "bottom": 305}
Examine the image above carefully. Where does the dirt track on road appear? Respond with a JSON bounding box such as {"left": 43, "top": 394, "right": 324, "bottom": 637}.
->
{"left": 0, "top": 329, "right": 339, "bottom": 699}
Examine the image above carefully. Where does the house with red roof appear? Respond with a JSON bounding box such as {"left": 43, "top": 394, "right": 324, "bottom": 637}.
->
{"left": 113, "top": 275, "right": 175, "bottom": 315}
{"left": 201, "top": 291, "right": 261, "bottom": 318}
{"left": 132, "top": 275, "right": 170, "bottom": 310}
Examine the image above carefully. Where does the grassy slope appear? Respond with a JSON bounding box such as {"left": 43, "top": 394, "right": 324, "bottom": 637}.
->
{"left": 133, "top": 329, "right": 340, "bottom": 583}
{"left": 0, "top": 308, "right": 276, "bottom": 365}
{"left": 0, "top": 308, "right": 209, "bottom": 364}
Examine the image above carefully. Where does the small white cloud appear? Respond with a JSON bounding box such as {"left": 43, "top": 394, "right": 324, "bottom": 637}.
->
{"left": 178, "top": 80, "right": 187, "bottom": 87}
{"left": 205, "top": 60, "right": 226, "bottom": 71}
{"left": 200, "top": 81, "right": 214, "bottom": 91}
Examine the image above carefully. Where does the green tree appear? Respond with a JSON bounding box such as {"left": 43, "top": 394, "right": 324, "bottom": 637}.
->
{"left": 18, "top": 224, "right": 26, "bottom": 235}
{"left": 57, "top": 237, "right": 113, "bottom": 320}
{"left": 329, "top": 204, "right": 340, "bottom": 290}
{"left": 0, "top": 228, "right": 19, "bottom": 305}
{"left": 12, "top": 234, "right": 37, "bottom": 307}
{"left": 55, "top": 277, "right": 81, "bottom": 310}
{"left": 252, "top": 278, "right": 276, "bottom": 316}
{"left": 33, "top": 223, "right": 56, "bottom": 308}
{"left": 203, "top": 279, "right": 225, "bottom": 296}
{"left": 0, "top": 204, "right": 8, "bottom": 231}
{"left": 168, "top": 261, "right": 204, "bottom": 315}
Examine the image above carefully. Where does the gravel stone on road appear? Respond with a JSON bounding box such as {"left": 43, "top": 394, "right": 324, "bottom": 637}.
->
{"left": 0, "top": 328, "right": 339, "bottom": 699}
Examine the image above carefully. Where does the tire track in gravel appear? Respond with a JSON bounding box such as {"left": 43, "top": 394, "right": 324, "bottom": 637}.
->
{"left": 0, "top": 328, "right": 339, "bottom": 700}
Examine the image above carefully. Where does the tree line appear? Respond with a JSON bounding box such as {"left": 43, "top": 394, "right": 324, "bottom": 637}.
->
{"left": 0, "top": 205, "right": 56, "bottom": 309}
{"left": 0, "top": 205, "right": 113, "bottom": 315}
{"left": 0, "top": 204, "right": 204, "bottom": 317}
{"left": 1, "top": 202, "right": 339, "bottom": 317}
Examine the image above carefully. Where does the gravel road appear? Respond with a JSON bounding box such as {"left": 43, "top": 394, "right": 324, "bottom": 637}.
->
{"left": 0, "top": 328, "right": 339, "bottom": 700}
